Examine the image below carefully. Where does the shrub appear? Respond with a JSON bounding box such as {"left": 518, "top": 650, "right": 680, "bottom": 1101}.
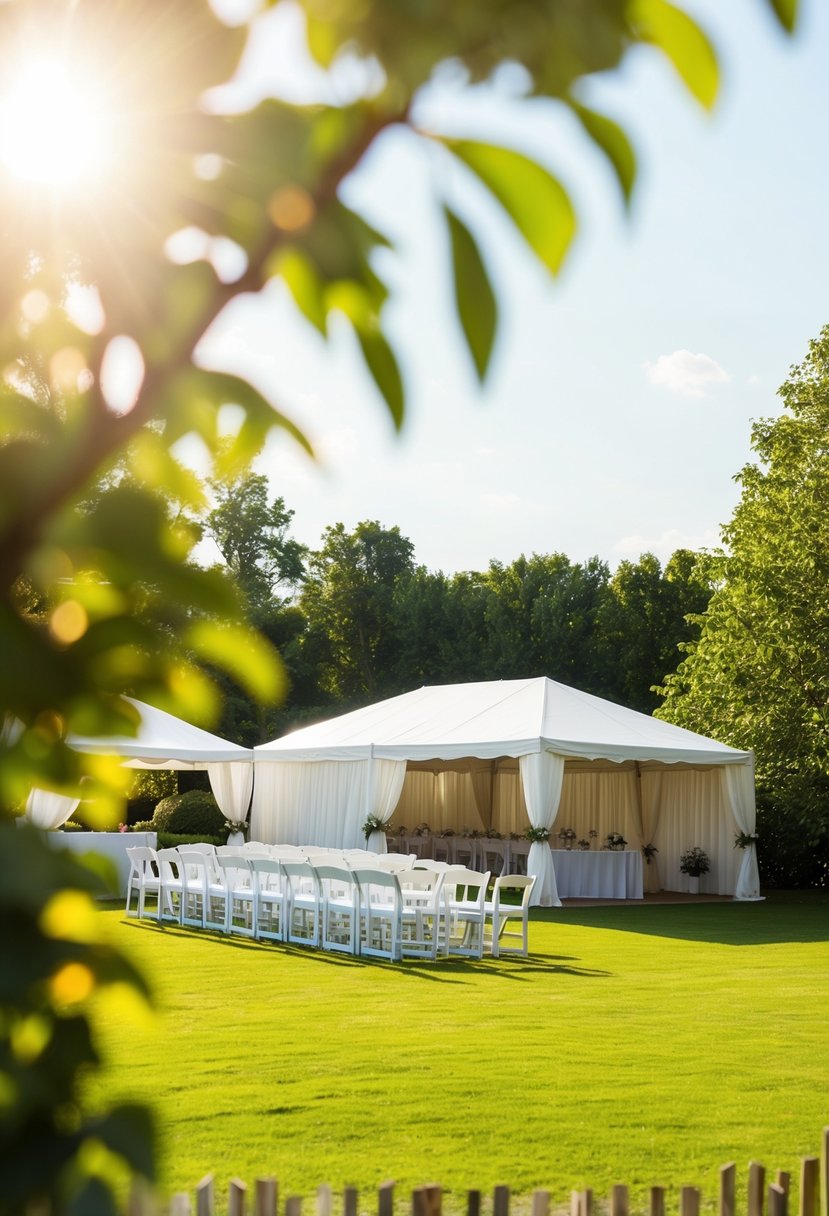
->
{"left": 151, "top": 789, "right": 225, "bottom": 837}
{"left": 131, "top": 820, "right": 155, "bottom": 833}
{"left": 156, "top": 832, "right": 224, "bottom": 849}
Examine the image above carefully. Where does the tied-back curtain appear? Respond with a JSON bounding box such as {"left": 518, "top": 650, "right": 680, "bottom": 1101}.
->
{"left": 722, "top": 760, "right": 762, "bottom": 901}
{"left": 519, "top": 750, "right": 563, "bottom": 907}
{"left": 207, "top": 762, "right": 253, "bottom": 825}
{"left": 632, "top": 767, "right": 664, "bottom": 894}
{"left": 25, "top": 788, "right": 80, "bottom": 830}
{"left": 366, "top": 759, "right": 407, "bottom": 853}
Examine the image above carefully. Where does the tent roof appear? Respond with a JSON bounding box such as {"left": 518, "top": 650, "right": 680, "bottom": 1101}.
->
{"left": 68, "top": 698, "right": 253, "bottom": 767}
{"left": 254, "top": 678, "right": 751, "bottom": 767}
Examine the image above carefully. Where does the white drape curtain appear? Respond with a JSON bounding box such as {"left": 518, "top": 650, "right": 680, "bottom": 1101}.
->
{"left": 366, "top": 758, "right": 408, "bottom": 852}
{"left": 251, "top": 759, "right": 406, "bottom": 849}
{"left": 651, "top": 768, "right": 739, "bottom": 894}
{"left": 721, "top": 760, "right": 762, "bottom": 901}
{"left": 25, "top": 788, "right": 80, "bottom": 829}
{"left": 519, "top": 750, "right": 563, "bottom": 907}
{"left": 207, "top": 762, "right": 254, "bottom": 824}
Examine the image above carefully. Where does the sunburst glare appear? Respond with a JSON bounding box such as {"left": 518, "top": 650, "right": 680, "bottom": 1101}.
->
{"left": 0, "top": 57, "right": 110, "bottom": 189}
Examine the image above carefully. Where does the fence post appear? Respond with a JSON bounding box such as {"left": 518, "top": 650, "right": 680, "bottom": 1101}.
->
{"left": 611, "top": 1185, "right": 629, "bottom": 1216}
{"left": 315, "top": 1185, "right": 331, "bottom": 1216}
{"left": 531, "top": 1190, "right": 550, "bottom": 1216}
{"left": 720, "top": 1163, "right": 736, "bottom": 1216}
{"left": 344, "top": 1186, "right": 359, "bottom": 1216}
{"left": 285, "top": 1196, "right": 302, "bottom": 1216}
{"left": 228, "top": 1180, "right": 247, "bottom": 1216}
{"left": 170, "top": 1196, "right": 191, "bottom": 1216}
{"left": 680, "top": 1186, "right": 700, "bottom": 1216}
{"left": 466, "top": 1190, "right": 481, "bottom": 1216}
{"left": 769, "top": 1183, "right": 787, "bottom": 1216}
{"left": 412, "top": 1184, "right": 442, "bottom": 1216}
{"left": 822, "top": 1128, "right": 829, "bottom": 1216}
{"left": 254, "top": 1179, "right": 277, "bottom": 1216}
{"left": 493, "top": 1186, "right": 510, "bottom": 1216}
{"left": 196, "top": 1176, "right": 214, "bottom": 1216}
{"left": 801, "top": 1158, "right": 820, "bottom": 1216}
{"left": 378, "top": 1182, "right": 395, "bottom": 1216}
{"left": 749, "top": 1163, "right": 767, "bottom": 1216}
{"left": 650, "top": 1186, "right": 665, "bottom": 1216}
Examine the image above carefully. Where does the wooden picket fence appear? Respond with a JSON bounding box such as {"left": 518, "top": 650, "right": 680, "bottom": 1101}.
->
{"left": 130, "top": 1127, "right": 829, "bottom": 1216}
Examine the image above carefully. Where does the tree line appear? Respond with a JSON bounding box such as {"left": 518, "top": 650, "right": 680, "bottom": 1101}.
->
{"left": 203, "top": 474, "right": 713, "bottom": 744}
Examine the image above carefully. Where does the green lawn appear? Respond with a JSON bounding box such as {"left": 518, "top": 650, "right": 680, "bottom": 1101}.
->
{"left": 90, "top": 893, "right": 829, "bottom": 1213}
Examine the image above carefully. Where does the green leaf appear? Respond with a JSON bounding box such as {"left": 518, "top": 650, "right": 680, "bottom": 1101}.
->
{"left": 444, "top": 205, "right": 498, "bottom": 382}
{"left": 443, "top": 139, "right": 576, "bottom": 276}
{"left": 89, "top": 1103, "right": 156, "bottom": 1181}
{"left": 570, "top": 102, "right": 637, "bottom": 207}
{"left": 764, "top": 0, "right": 798, "bottom": 32}
{"left": 355, "top": 327, "right": 405, "bottom": 431}
{"left": 186, "top": 619, "right": 286, "bottom": 703}
{"left": 630, "top": 0, "right": 719, "bottom": 111}
{"left": 274, "top": 247, "right": 328, "bottom": 336}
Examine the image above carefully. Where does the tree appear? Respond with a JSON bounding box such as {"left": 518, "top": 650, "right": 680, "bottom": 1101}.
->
{"left": 657, "top": 326, "right": 829, "bottom": 885}
{"left": 206, "top": 474, "right": 307, "bottom": 615}
{"left": 597, "top": 549, "right": 713, "bottom": 712}
{"left": 301, "top": 521, "right": 415, "bottom": 698}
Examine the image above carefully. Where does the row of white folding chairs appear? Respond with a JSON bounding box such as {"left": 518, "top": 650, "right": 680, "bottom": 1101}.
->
{"left": 125, "top": 845, "right": 534, "bottom": 961}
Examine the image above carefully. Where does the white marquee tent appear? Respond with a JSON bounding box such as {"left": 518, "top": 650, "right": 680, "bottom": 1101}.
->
{"left": 25, "top": 698, "right": 254, "bottom": 830}
{"left": 252, "top": 678, "right": 760, "bottom": 905}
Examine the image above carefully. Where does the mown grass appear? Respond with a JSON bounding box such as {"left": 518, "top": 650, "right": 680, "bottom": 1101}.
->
{"left": 90, "top": 892, "right": 829, "bottom": 1214}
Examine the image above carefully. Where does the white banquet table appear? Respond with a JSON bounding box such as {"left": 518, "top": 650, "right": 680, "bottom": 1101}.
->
{"left": 551, "top": 849, "right": 643, "bottom": 899}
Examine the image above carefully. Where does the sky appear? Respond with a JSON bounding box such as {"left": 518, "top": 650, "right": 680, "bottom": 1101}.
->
{"left": 201, "top": 0, "right": 829, "bottom": 576}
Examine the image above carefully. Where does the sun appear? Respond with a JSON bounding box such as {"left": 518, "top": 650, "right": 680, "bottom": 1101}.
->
{"left": 0, "top": 57, "right": 110, "bottom": 190}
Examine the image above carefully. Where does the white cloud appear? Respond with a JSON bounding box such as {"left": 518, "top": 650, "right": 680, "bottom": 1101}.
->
{"left": 643, "top": 350, "right": 731, "bottom": 398}
{"left": 614, "top": 527, "right": 721, "bottom": 562}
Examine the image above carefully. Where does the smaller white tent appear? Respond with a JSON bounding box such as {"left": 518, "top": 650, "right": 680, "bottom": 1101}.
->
{"left": 25, "top": 698, "right": 254, "bottom": 829}
{"left": 252, "top": 678, "right": 760, "bottom": 904}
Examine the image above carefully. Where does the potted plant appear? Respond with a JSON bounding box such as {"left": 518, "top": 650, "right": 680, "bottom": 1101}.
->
{"left": 679, "top": 845, "right": 710, "bottom": 894}
{"left": 224, "top": 819, "right": 248, "bottom": 846}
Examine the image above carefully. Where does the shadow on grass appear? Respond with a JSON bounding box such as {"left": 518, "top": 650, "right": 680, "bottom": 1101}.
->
{"left": 120, "top": 918, "right": 611, "bottom": 982}
{"left": 531, "top": 888, "right": 829, "bottom": 945}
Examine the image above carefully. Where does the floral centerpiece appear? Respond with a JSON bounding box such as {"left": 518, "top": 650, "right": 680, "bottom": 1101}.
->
{"left": 362, "top": 813, "right": 386, "bottom": 841}
{"left": 558, "top": 827, "right": 577, "bottom": 849}
{"left": 679, "top": 846, "right": 710, "bottom": 876}
{"left": 224, "top": 819, "right": 248, "bottom": 838}
{"left": 578, "top": 838, "right": 591, "bottom": 851}
{"left": 413, "top": 822, "right": 430, "bottom": 837}
{"left": 605, "top": 832, "right": 627, "bottom": 851}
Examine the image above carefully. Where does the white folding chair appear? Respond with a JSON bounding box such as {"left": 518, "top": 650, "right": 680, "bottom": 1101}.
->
{"left": 484, "top": 874, "right": 536, "bottom": 958}
{"left": 480, "top": 838, "right": 508, "bottom": 878}
{"left": 507, "top": 839, "right": 530, "bottom": 876}
{"left": 215, "top": 854, "right": 255, "bottom": 937}
{"left": 354, "top": 868, "right": 402, "bottom": 962}
{"left": 382, "top": 852, "right": 416, "bottom": 868}
{"left": 441, "top": 867, "right": 490, "bottom": 959}
{"left": 156, "top": 848, "right": 185, "bottom": 924}
{"left": 178, "top": 846, "right": 224, "bottom": 931}
{"left": 125, "top": 846, "right": 160, "bottom": 920}
{"left": 249, "top": 857, "right": 286, "bottom": 943}
{"left": 450, "top": 837, "right": 478, "bottom": 870}
{"left": 399, "top": 869, "right": 444, "bottom": 961}
{"left": 282, "top": 861, "right": 321, "bottom": 947}
{"left": 316, "top": 865, "right": 360, "bottom": 955}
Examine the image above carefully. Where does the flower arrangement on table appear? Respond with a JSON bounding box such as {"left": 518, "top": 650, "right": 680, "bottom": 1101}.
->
{"left": 578, "top": 838, "right": 591, "bottom": 851}
{"left": 485, "top": 829, "right": 503, "bottom": 840}
{"left": 679, "top": 846, "right": 710, "bottom": 876}
{"left": 438, "top": 828, "right": 456, "bottom": 838}
{"left": 525, "top": 826, "right": 551, "bottom": 843}
{"left": 589, "top": 828, "right": 598, "bottom": 841}
{"left": 558, "top": 827, "right": 577, "bottom": 848}
{"left": 642, "top": 842, "right": 659, "bottom": 864}
{"left": 605, "top": 832, "right": 627, "bottom": 851}
{"left": 224, "top": 819, "right": 248, "bottom": 837}
{"left": 362, "top": 813, "right": 386, "bottom": 841}
{"left": 734, "top": 831, "right": 758, "bottom": 849}
{"left": 413, "top": 822, "right": 430, "bottom": 837}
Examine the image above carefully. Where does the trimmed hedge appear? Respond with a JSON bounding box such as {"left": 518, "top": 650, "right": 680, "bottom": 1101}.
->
{"left": 150, "top": 789, "right": 225, "bottom": 837}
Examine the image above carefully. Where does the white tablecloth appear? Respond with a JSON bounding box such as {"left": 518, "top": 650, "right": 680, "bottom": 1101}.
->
{"left": 551, "top": 849, "right": 643, "bottom": 899}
